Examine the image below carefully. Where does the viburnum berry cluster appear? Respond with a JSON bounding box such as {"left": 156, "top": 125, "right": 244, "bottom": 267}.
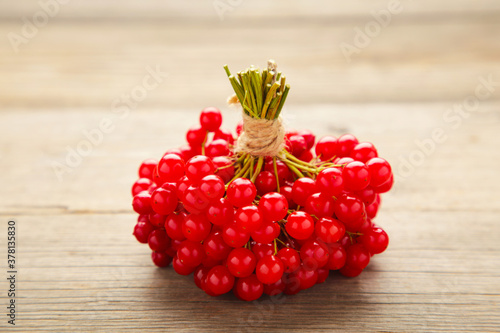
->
{"left": 131, "top": 61, "right": 393, "bottom": 301}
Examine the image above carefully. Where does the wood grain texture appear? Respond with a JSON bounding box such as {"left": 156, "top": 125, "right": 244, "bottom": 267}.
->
{"left": 1, "top": 1, "right": 499, "bottom": 332}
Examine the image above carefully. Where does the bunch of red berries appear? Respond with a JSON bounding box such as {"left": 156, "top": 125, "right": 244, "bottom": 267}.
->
{"left": 131, "top": 62, "right": 393, "bottom": 301}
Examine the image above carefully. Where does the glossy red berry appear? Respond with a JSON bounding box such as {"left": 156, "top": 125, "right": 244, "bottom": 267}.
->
{"left": 206, "top": 198, "right": 234, "bottom": 226}
{"left": 259, "top": 192, "right": 288, "bottom": 222}
{"left": 138, "top": 159, "right": 158, "bottom": 180}
{"left": 185, "top": 155, "right": 215, "bottom": 184}
{"left": 300, "top": 240, "right": 330, "bottom": 270}
{"left": 339, "top": 265, "right": 363, "bottom": 278}
{"left": 199, "top": 174, "right": 225, "bottom": 200}
{"left": 205, "top": 265, "right": 234, "bottom": 296}
{"left": 212, "top": 156, "right": 235, "bottom": 183}
{"left": 315, "top": 136, "right": 338, "bottom": 161}
{"left": 256, "top": 255, "right": 285, "bottom": 284}
{"left": 132, "top": 178, "right": 154, "bottom": 196}
{"left": 285, "top": 211, "right": 315, "bottom": 240}
{"left": 226, "top": 178, "right": 257, "bottom": 207}
{"left": 200, "top": 107, "right": 222, "bottom": 132}
{"left": 226, "top": 248, "right": 257, "bottom": 278}
{"left": 234, "top": 274, "right": 264, "bottom": 301}
{"left": 151, "top": 251, "right": 172, "bottom": 267}
{"left": 157, "top": 154, "right": 185, "bottom": 183}
{"left": 148, "top": 229, "right": 170, "bottom": 252}
{"left": 132, "top": 191, "right": 153, "bottom": 214}
{"left": 150, "top": 187, "right": 178, "bottom": 216}
{"left": 203, "top": 231, "right": 231, "bottom": 260}
{"left": 213, "top": 128, "right": 234, "bottom": 144}
{"left": 264, "top": 159, "right": 291, "bottom": 184}
{"left": 304, "top": 193, "right": 335, "bottom": 218}
{"left": 298, "top": 130, "right": 315, "bottom": 150}
{"left": 177, "top": 240, "right": 205, "bottom": 267}
{"left": 373, "top": 173, "right": 393, "bottom": 194}
{"left": 277, "top": 248, "right": 301, "bottom": 273}
{"left": 359, "top": 226, "right": 389, "bottom": 254}
{"left": 186, "top": 126, "right": 207, "bottom": 147}
{"left": 351, "top": 142, "right": 378, "bottom": 162}
{"left": 182, "top": 213, "right": 211, "bottom": 242}
{"left": 165, "top": 213, "right": 186, "bottom": 241}
{"left": 289, "top": 266, "right": 318, "bottom": 291}
{"left": 343, "top": 161, "right": 371, "bottom": 191}
{"left": 252, "top": 242, "right": 274, "bottom": 261}
{"left": 183, "top": 186, "right": 210, "bottom": 214}
{"left": 235, "top": 205, "right": 263, "bottom": 233}
{"left": 316, "top": 167, "right": 344, "bottom": 197}
{"left": 346, "top": 243, "right": 371, "bottom": 270}
{"left": 133, "top": 220, "right": 155, "bottom": 244}
{"left": 288, "top": 135, "right": 307, "bottom": 157}
{"left": 222, "top": 223, "right": 250, "bottom": 248}
{"left": 255, "top": 171, "right": 277, "bottom": 195}
{"left": 366, "top": 157, "right": 392, "bottom": 187}
{"left": 325, "top": 243, "right": 347, "bottom": 270}
{"left": 316, "top": 267, "right": 329, "bottom": 283}
{"left": 250, "top": 221, "right": 277, "bottom": 244}
{"left": 263, "top": 276, "right": 286, "bottom": 296}
{"left": 337, "top": 134, "right": 359, "bottom": 157}
{"left": 291, "top": 177, "right": 318, "bottom": 206}
{"left": 315, "top": 217, "right": 345, "bottom": 244}
{"left": 205, "top": 139, "right": 230, "bottom": 158}
{"left": 335, "top": 194, "right": 366, "bottom": 224}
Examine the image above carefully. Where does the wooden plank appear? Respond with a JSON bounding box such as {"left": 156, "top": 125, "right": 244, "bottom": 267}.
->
{"left": 0, "top": 212, "right": 498, "bottom": 332}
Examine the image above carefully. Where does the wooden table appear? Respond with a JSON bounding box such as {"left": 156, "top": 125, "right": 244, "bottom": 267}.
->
{"left": 1, "top": 1, "right": 499, "bottom": 331}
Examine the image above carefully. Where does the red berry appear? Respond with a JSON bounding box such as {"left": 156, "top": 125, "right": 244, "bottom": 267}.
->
{"left": 366, "top": 199, "right": 380, "bottom": 219}
{"left": 151, "top": 251, "right": 172, "bottom": 267}
{"left": 279, "top": 185, "right": 297, "bottom": 210}
{"left": 354, "top": 186, "right": 376, "bottom": 206}
{"left": 132, "top": 178, "right": 154, "bottom": 196}
{"left": 226, "top": 248, "right": 257, "bottom": 278}
{"left": 212, "top": 156, "right": 235, "bottom": 183}
{"left": 264, "top": 159, "right": 291, "bottom": 184}
{"left": 133, "top": 220, "right": 155, "bottom": 244}
{"left": 300, "top": 240, "right": 329, "bottom": 270}
{"left": 132, "top": 191, "right": 153, "bottom": 214}
{"left": 316, "top": 167, "right": 344, "bottom": 197}
{"left": 235, "top": 121, "right": 243, "bottom": 136}
{"left": 182, "top": 213, "right": 211, "bottom": 242}
{"left": 339, "top": 265, "right": 363, "bottom": 277}
{"left": 185, "top": 155, "right": 215, "bottom": 184}
{"left": 157, "top": 154, "right": 185, "bottom": 183}
{"left": 288, "top": 135, "right": 307, "bottom": 157}
{"left": 205, "top": 265, "right": 234, "bottom": 296}
{"left": 222, "top": 223, "right": 250, "bottom": 248}
{"left": 255, "top": 171, "right": 277, "bottom": 195}
{"left": 200, "top": 107, "right": 222, "bottom": 132}
{"left": 213, "top": 128, "right": 234, "bottom": 144}
{"left": 304, "top": 193, "right": 335, "bottom": 218}
{"left": 285, "top": 211, "right": 315, "bottom": 240}
{"left": 256, "top": 255, "right": 284, "bottom": 284}
{"left": 335, "top": 194, "right": 366, "bottom": 224}
{"left": 206, "top": 197, "right": 234, "bottom": 226}
{"left": 366, "top": 157, "right": 392, "bottom": 187}
{"left": 148, "top": 229, "right": 170, "bottom": 252}
{"left": 235, "top": 205, "right": 263, "bottom": 233}
{"left": 148, "top": 212, "right": 167, "bottom": 228}
{"left": 316, "top": 267, "right": 329, "bottom": 283}
{"left": 175, "top": 175, "right": 192, "bottom": 201}
{"left": 291, "top": 177, "right": 318, "bottom": 206}
{"left": 173, "top": 255, "right": 196, "bottom": 275}
{"left": 315, "top": 136, "right": 338, "bottom": 161}
{"left": 325, "top": 243, "right": 347, "bottom": 270}
{"left": 194, "top": 266, "right": 210, "bottom": 289}
{"left": 346, "top": 243, "right": 371, "bottom": 270}
{"left": 199, "top": 174, "right": 225, "bottom": 200}
{"left": 226, "top": 178, "right": 257, "bottom": 207}
{"left": 343, "top": 161, "right": 371, "bottom": 191}
{"left": 259, "top": 192, "right": 288, "bottom": 222}
{"left": 315, "top": 217, "right": 345, "bottom": 244}
{"left": 298, "top": 130, "right": 315, "bottom": 150}
{"left": 337, "top": 134, "right": 359, "bottom": 157}
{"left": 151, "top": 187, "right": 178, "bottom": 216}
{"left": 252, "top": 242, "right": 274, "bottom": 261}
{"left": 177, "top": 240, "right": 205, "bottom": 267}
{"left": 351, "top": 142, "right": 378, "bottom": 162}
{"left": 204, "top": 231, "right": 231, "bottom": 260}
{"left": 183, "top": 186, "right": 210, "bottom": 214}
{"left": 359, "top": 226, "right": 389, "bottom": 254}
{"left": 138, "top": 159, "right": 158, "bottom": 180}
{"left": 205, "top": 139, "right": 230, "bottom": 158}
{"left": 250, "top": 221, "right": 277, "bottom": 244}
{"left": 289, "top": 266, "right": 317, "bottom": 291}
{"left": 165, "top": 213, "right": 186, "bottom": 241}
{"left": 263, "top": 276, "right": 286, "bottom": 296}
{"left": 277, "top": 248, "right": 301, "bottom": 273}
{"left": 373, "top": 174, "right": 393, "bottom": 194}
{"left": 234, "top": 274, "right": 264, "bottom": 301}
{"left": 186, "top": 125, "right": 207, "bottom": 146}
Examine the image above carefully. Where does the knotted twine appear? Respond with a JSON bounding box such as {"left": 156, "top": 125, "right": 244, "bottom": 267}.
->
{"left": 227, "top": 95, "right": 285, "bottom": 157}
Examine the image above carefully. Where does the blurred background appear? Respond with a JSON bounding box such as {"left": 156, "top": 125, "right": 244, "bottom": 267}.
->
{"left": 1, "top": 1, "right": 499, "bottom": 331}
{"left": 1, "top": 0, "right": 499, "bottom": 211}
